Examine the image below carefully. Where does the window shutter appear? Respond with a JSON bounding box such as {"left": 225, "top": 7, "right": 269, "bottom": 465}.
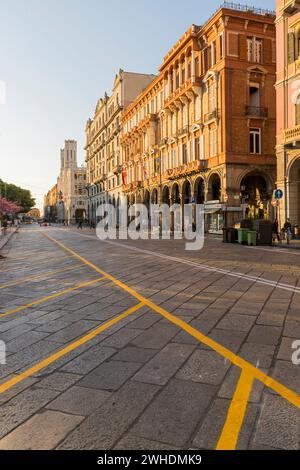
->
{"left": 264, "top": 38, "right": 272, "bottom": 64}
{"left": 295, "top": 102, "right": 300, "bottom": 125}
{"left": 200, "top": 135, "right": 204, "bottom": 160}
{"left": 288, "top": 33, "right": 295, "bottom": 64}
{"left": 228, "top": 32, "right": 239, "bottom": 56}
{"left": 239, "top": 34, "right": 247, "bottom": 61}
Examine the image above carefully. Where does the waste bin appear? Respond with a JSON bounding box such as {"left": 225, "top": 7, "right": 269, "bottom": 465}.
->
{"left": 247, "top": 231, "right": 257, "bottom": 246}
{"left": 222, "top": 228, "right": 229, "bottom": 243}
{"left": 238, "top": 228, "right": 249, "bottom": 245}
{"left": 253, "top": 220, "right": 273, "bottom": 246}
{"left": 228, "top": 228, "right": 238, "bottom": 243}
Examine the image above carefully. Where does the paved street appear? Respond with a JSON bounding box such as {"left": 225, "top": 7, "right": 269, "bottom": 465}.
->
{"left": 0, "top": 226, "right": 300, "bottom": 450}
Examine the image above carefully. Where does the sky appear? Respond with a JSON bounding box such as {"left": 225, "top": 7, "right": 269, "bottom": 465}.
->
{"left": 0, "top": 0, "right": 275, "bottom": 211}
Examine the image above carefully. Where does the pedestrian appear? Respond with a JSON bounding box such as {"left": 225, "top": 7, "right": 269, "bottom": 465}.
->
{"left": 272, "top": 219, "right": 280, "bottom": 244}
{"left": 77, "top": 220, "right": 82, "bottom": 229}
{"left": 284, "top": 219, "right": 292, "bottom": 245}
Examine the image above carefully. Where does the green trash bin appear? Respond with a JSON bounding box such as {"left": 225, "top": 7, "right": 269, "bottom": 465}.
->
{"left": 238, "top": 228, "right": 249, "bottom": 245}
{"left": 247, "top": 230, "right": 257, "bottom": 246}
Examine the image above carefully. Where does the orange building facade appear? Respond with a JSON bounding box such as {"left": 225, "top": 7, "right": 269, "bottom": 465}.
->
{"left": 276, "top": 0, "right": 300, "bottom": 230}
{"left": 121, "top": 4, "right": 276, "bottom": 232}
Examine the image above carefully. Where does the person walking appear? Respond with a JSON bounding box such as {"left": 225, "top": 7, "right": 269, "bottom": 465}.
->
{"left": 272, "top": 219, "right": 280, "bottom": 244}
{"left": 77, "top": 219, "right": 82, "bottom": 230}
{"left": 284, "top": 219, "right": 292, "bottom": 245}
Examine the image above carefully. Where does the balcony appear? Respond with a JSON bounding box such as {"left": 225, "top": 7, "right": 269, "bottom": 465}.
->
{"left": 123, "top": 183, "right": 133, "bottom": 193}
{"left": 167, "top": 160, "right": 209, "bottom": 180}
{"left": 245, "top": 106, "right": 268, "bottom": 118}
{"left": 281, "top": 0, "right": 300, "bottom": 14}
{"left": 99, "top": 173, "right": 108, "bottom": 182}
{"left": 159, "top": 137, "right": 168, "bottom": 147}
{"left": 113, "top": 164, "right": 122, "bottom": 176}
{"left": 283, "top": 124, "right": 300, "bottom": 144}
{"left": 178, "top": 125, "right": 189, "bottom": 137}
{"left": 204, "top": 109, "right": 218, "bottom": 124}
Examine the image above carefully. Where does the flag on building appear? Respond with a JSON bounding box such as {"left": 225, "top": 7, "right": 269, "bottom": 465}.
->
{"left": 122, "top": 166, "right": 127, "bottom": 185}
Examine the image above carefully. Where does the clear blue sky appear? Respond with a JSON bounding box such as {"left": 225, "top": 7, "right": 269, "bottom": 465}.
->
{"left": 0, "top": 0, "right": 275, "bottom": 210}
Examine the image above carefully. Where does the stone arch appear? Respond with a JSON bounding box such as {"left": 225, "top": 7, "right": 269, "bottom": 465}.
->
{"left": 182, "top": 179, "right": 192, "bottom": 204}
{"left": 207, "top": 172, "right": 221, "bottom": 201}
{"left": 240, "top": 170, "right": 272, "bottom": 220}
{"left": 287, "top": 157, "right": 300, "bottom": 226}
{"left": 162, "top": 185, "right": 170, "bottom": 206}
{"left": 171, "top": 182, "right": 181, "bottom": 204}
{"left": 194, "top": 176, "right": 206, "bottom": 204}
{"left": 151, "top": 188, "right": 159, "bottom": 205}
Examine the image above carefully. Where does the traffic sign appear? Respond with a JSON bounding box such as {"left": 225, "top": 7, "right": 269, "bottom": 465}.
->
{"left": 274, "top": 189, "right": 283, "bottom": 200}
{"left": 271, "top": 199, "right": 278, "bottom": 207}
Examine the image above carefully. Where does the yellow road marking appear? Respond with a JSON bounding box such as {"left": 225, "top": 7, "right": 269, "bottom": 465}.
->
{"left": 0, "top": 277, "right": 105, "bottom": 318}
{"left": 0, "top": 302, "right": 144, "bottom": 394}
{"left": 0, "top": 263, "right": 85, "bottom": 289}
{"left": 216, "top": 370, "right": 254, "bottom": 450}
{"left": 42, "top": 232, "right": 300, "bottom": 411}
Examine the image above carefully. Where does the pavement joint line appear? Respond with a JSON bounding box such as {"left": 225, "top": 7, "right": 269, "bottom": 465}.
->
{"left": 0, "top": 302, "right": 144, "bottom": 394}
{"left": 216, "top": 369, "right": 255, "bottom": 450}
{"left": 54, "top": 229, "right": 300, "bottom": 294}
{"left": 0, "top": 277, "right": 106, "bottom": 318}
{"left": 0, "top": 263, "right": 87, "bottom": 290}
{"left": 41, "top": 232, "right": 300, "bottom": 409}
{"left": 0, "top": 255, "right": 75, "bottom": 273}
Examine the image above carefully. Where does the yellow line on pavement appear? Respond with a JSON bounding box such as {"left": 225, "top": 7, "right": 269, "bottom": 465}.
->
{"left": 0, "top": 263, "right": 85, "bottom": 289}
{"left": 0, "top": 302, "right": 144, "bottom": 394}
{"left": 0, "top": 277, "right": 105, "bottom": 318}
{"left": 216, "top": 370, "right": 254, "bottom": 450}
{"left": 42, "top": 232, "right": 300, "bottom": 411}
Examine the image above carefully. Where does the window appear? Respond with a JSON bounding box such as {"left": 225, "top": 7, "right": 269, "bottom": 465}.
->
{"left": 194, "top": 137, "right": 200, "bottom": 160}
{"left": 212, "top": 41, "right": 217, "bottom": 66}
{"left": 247, "top": 37, "right": 263, "bottom": 63}
{"left": 194, "top": 57, "right": 199, "bottom": 77}
{"left": 254, "top": 38, "right": 263, "bottom": 63}
{"left": 208, "top": 83, "right": 216, "bottom": 113}
{"left": 182, "top": 144, "right": 188, "bottom": 164}
{"left": 288, "top": 32, "right": 295, "bottom": 64}
{"left": 249, "top": 85, "right": 260, "bottom": 108}
{"left": 220, "top": 33, "right": 224, "bottom": 58}
{"left": 250, "top": 128, "right": 261, "bottom": 154}
{"left": 247, "top": 37, "right": 253, "bottom": 62}
{"left": 207, "top": 45, "right": 212, "bottom": 69}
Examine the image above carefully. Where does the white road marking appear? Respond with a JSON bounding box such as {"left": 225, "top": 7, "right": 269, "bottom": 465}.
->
{"left": 50, "top": 228, "right": 300, "bottom": 295}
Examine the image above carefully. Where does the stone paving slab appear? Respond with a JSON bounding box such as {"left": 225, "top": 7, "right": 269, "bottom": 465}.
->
{"left": 1, "top": 228, "right": 300, "bottom": 450}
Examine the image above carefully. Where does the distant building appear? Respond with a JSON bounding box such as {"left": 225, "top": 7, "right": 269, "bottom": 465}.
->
{"left": 44, "top": 140, "right": 87, "bottom": 224}
{"left": 44, "top": 184, "right": 58, "bottom": 221}
{"left": 56, "top": 140, "right": 87, "bottom": 224}
{"left": 26, "top": 208, "right": 40, "bottom": 219}
{"left": 85, "top": 70, "right": 156, "bottom": 224}
{"left": 276, "top": 0, "right": 300, "bottom": 229}
{"left": 121, "top": 3, "right": 276, "bottom": 232}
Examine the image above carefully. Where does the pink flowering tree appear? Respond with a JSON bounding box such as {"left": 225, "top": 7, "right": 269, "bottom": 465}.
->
{"left": 0, "top": 197, "right": 22, "bottom": 216}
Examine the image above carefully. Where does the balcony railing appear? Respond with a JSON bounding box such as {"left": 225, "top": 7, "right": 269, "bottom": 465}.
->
{"left": 159, "top": 137, "right": 168, "bottom": 147}
{"left": 283, "top": 124, "right": 300, "bottom": 143}
{"left": 178, "top": 125, "right": 189, "bottom": 137}
{"left": 281, "top": 0, "right": 300, "bottom": 14}
{"left": 245, "top": 106, "right": 268, "bottom": 118}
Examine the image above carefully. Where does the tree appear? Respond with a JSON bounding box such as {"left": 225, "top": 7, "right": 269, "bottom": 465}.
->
{"left": 0, "top": 179, "right": 35, "bottom": 212}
